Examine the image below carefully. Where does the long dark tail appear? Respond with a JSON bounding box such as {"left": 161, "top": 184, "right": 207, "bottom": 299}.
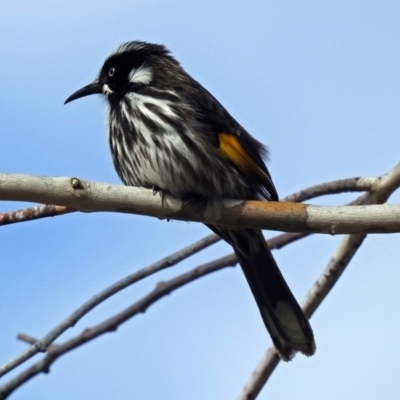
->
{"left": 210, "top": 226, "right": 315, "bottom": 361}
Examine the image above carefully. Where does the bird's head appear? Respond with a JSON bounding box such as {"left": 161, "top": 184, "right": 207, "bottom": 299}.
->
{"left": 65, "top": 41, "right": 178, "bottom": 105}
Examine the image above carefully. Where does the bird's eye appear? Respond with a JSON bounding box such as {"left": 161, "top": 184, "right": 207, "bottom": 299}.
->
{"left": 108, "top": 67, "right": 116, "bottom": 77}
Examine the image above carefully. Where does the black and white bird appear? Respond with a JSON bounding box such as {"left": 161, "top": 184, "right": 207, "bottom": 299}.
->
{"left": 65, "top": 41, "right": 315, "bottom": 360}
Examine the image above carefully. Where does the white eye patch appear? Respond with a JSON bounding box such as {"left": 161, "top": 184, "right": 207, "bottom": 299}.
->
{"left": 128, "top": 66, "right": 153, "bottom": 85}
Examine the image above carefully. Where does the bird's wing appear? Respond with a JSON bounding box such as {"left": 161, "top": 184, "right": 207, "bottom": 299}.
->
{"left": 185, "top": 79, "right": 278, "bottom": 200}
{"left": 217, "top": 131, "right": 278, "bottom": 201}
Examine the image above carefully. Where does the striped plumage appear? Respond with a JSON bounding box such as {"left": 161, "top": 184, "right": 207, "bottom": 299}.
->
{"left": 106, "top": 42, "right": 266, "bottom": 201}
{"left": 65, "top": 41, "right": 315, "bottom": 360}
{"left": 108, "top": 89, "right": 253, "bottom": 200}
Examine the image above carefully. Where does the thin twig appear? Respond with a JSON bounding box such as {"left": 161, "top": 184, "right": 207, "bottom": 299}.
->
{"left": 0, "top": 255, "right": 236, "bottom": 399}
{"left": 0, "top": 205, "right": 75, "bottom": 226}
{"left": 267, "top": 232, "right": 311, "bottom": 250}
{"left": 0, "top": 229, "right": 309, "bottom": 396}
{"left": 0, "top": 234, "right": 220, "bottom": 377}
{"left": 283, "top": 177, "right": 375, "bottom": 203}
{"left": 17, "top": 334, "right": 58, "bottom": 352}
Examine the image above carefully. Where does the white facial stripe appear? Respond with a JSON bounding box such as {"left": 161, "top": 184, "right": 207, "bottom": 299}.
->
{"left": 129, "top": 66, "right": 153, "bottom": 85}
{"left": 103, "top": 84, "right": 113, "bottom": 95}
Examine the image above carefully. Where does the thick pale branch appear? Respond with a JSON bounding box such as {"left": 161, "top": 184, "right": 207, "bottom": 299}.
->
{"left": 0, "top": 176, "right": 373, "bottom": 227}
{"left": 0, "top": 173, "right": 399, "bottom": 234}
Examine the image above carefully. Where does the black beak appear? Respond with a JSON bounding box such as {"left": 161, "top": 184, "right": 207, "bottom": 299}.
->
{"left": 64, "top": 81, "right": 103, "bottom": 104}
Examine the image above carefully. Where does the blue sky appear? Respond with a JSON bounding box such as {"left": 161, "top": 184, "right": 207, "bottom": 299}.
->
{"left": 1, "top": 1, "right": 400, "bottom": 399}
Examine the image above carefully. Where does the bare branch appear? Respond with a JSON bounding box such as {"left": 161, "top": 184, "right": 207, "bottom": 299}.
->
{"left": 303, "top": 161, "right": 400, "bottom": 317}
{"left": 0, "top": 256, "right": 235, "bottom": 399}
{"left": 0, "top": 162, "right": 399, "bottom": 399}
{"left": 238, "top": 161, "right": 400, "bottom": 400}
{"left": 0, "top": 233, "right": 220, "bottom": 378}
{"left": 0, "top": 173, "right": 399, "bottom": 234}
{"left": 0, "top": 204, "right": 74, "bottom": 226}
{"left": 238, "top": 348, "right": 281, "bottom": 399}
{"left": 16, "top": 333, "right": 43, "bottom": 346}
{"left": 0, "top": 175, "right": 373, "bottom": 228}
{"left": 17, "top": 334, "right": 58, "bottom": 352}
{"left": 267, "top": 232, "right": 311, "bottom": 249}
{"left": 283, "top": 176, "right": 375, "bottom": 203}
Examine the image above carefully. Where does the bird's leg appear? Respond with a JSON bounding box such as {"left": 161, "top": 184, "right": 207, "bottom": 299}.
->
{"left": 152, "top": 185, "right": 167, "bottom": 207}
{"left": 181, "top": 193, "right": 207, "bottom": 214}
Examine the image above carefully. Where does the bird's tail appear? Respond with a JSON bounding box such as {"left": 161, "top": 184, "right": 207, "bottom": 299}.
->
{"left": 215, "top": 227, "right": 315, "bottom": 361}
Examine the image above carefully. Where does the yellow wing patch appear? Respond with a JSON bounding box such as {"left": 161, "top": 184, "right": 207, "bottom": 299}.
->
{"left": 218, "top": 132, "right": 273, "bottom": 190}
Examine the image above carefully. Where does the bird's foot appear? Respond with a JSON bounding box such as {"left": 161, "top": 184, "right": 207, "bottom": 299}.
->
{"left": 152, "top": 185, "right": 167, "bottom": 207}
{"left": 181, "top": 193, "right": 207, "bottom": 213}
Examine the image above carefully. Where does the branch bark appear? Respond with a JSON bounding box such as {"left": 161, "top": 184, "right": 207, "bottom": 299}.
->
{"left": 0, "top": 173, "right": 400, "bottom": 234}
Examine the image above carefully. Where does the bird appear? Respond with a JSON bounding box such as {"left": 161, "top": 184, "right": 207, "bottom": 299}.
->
{"left": 65, "top": 41, "right": 315, "bottom": 361}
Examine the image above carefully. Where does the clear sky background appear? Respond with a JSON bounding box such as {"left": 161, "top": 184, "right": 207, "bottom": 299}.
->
{"left": 1, "top": 1, "right": 400, "bottom": 399}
